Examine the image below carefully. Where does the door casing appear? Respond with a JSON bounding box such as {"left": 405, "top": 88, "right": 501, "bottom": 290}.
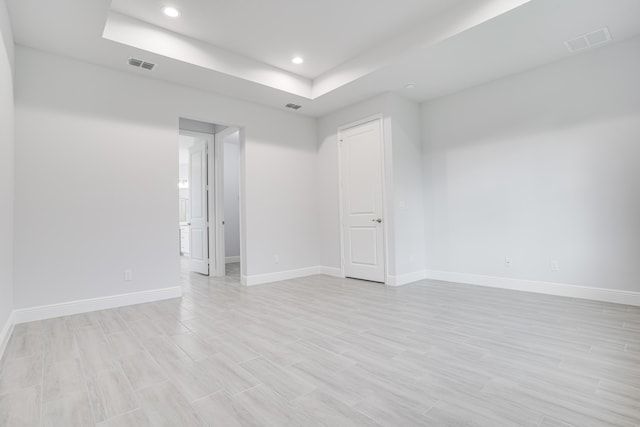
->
{"left": 337, "top": 114, "right": 388, "bottom": 283}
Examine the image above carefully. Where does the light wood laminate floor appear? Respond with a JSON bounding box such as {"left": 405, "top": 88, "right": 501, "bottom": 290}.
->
{"left": 1, "top": 262, "right": 640, "bottom": 426}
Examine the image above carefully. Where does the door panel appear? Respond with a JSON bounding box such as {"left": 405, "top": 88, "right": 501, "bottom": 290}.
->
{"left": 346, "top": 136, "right": 377, "bottom": 214}
{"left": 188, "top": 139, "right": 209, "bottom": 275}
{"left": 340, "top": 119, "right": 385, "bottom": 283}
{"left": 349, "top": 228, "right": 378, "bottom": 265}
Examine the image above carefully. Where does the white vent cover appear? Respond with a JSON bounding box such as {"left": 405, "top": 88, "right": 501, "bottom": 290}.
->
{"left": 565, "top": 27, "right": 611, "bottom": 53}
{"left": 128, "top": 57, "right": 156, "bottom": 71}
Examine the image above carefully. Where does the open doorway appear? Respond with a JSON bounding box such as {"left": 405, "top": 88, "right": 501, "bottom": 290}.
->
{"left": 177, "top": 118, "right": 242, "bottom": 281}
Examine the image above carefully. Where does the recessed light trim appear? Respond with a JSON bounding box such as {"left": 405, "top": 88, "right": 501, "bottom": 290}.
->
{"left": 162, "top": 6, "right": 181, "bottom": 18}
{"left": 291, "top": 56, "right": 304, "bottom": 65}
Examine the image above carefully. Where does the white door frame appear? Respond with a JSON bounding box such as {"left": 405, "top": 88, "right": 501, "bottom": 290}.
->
{"left": 210, "top": 130, "right": 223, "bottom": 277}
{"left": 237, "top": 127, "right": 248, "bottom": 285}
{"left": 337, "top": 114, "right": 388, "bottom": 283}
{"left": 212, "top": 126, "right": 241, "bottom": 277}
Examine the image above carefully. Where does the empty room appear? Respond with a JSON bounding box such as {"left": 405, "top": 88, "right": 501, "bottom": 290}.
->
{"left": 1, "top": 0, "right": 639, "bottom": 426}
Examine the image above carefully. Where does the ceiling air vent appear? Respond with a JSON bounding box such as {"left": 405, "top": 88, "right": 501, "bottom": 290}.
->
{"left": 565, "top": 27, "right": 611, "bottom": 53}
{"left": 285, "top": 103, "right": 302, "bottom": 110}
{"left": 128, "top": 57, "right": 156, "bottom": 71}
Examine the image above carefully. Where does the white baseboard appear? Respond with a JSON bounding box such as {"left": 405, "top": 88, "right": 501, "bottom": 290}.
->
{"left": 13, "top": 286, "right": 183, "bottom": 324}
{"left": 0, "top": 311, "right": 15, "bottom": 361}
{"left": 424, "top": 270, "right": 640, "bottom": 307}
{"left": 225, "top": 256, "right": 240, "bottom": 264}
{"left": 242, "top": 265, "right": 346, "bottom": 286}
{"left": 240, "top": 266, "right": 434, "bottom": 287}
{"left": 386, "top": 270, "right": 427, "bottom": 287}
{"left": 319, "top": 266, "right": 343, "bottom": 278}
{"left": 242, "top": 266, "right": 322, "bottom": 286}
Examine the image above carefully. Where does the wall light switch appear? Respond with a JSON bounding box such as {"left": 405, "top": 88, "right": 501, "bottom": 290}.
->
{"left": 550, "top": 261, "right": 559, "bottom": 271}
{"left": 124, "top": 269, "right": 133, "bottom": 281}
{"left": 504, "top": 258, "right": 512, "bottom": 268}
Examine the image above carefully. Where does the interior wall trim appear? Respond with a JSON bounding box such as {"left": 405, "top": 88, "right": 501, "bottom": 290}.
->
{"left": 386, "top": 270, "right": 428, "bottom": 287}
{"left": 242, "top": 265, "right": 347, "bottom": 286}
{"left": 0, "top": 311, "right": 15, "bottom": 361}
{"left": 319, "top": 266, "right": 343, "bottom": 278}
{"left": 424, "top": 270, "right": 640, "bottom": 307}
{"left": 12, "top": 286, "right": 183, "bottom": 324}
{"left": 241, "top": 266, "right": 322, "bottom": 286}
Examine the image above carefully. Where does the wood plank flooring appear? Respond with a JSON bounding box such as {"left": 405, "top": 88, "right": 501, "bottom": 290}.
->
{"left": 1, "top": 261, "right": 639, "bottom": 426}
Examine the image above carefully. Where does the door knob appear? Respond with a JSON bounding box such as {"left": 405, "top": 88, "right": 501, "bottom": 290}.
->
{"left": 372, "top": 218, "right": 382, "bottom": 223}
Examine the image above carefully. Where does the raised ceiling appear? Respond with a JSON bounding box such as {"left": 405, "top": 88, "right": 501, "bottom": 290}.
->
{"left": 6, "top": 0, "right": 640, "bottom": 116}
{"left": 110, "top": 0, "right": 465, "bottom": 80}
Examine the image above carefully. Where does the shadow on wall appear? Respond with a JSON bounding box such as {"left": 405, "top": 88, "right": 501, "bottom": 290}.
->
{"left": 422, "top": 37, "right": 640, "bottom": 291}
{"left": 423, "top": 39, "right": 640, "bottom": 150}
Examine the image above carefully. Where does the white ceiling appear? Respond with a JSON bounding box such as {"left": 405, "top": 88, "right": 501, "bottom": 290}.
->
{"left": 6, "top": 0, "right": 640, "bottom": 117}
{"left": 110, "top": 0, "right": 464, "bottom": 80}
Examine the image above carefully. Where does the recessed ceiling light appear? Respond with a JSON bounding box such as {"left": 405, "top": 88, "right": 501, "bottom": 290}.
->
{"left": 291, "top": 57, "right": 304, "bottom": 65}
{"left": 162, "top": 6, "right": 181, "bottom": 18}
{"left": 405, "top": 83, "right": 417, "bottom": 89}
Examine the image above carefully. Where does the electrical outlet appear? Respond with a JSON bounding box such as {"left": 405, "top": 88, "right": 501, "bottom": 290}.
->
{"left": 504, "top": 257, "right": 512, "bottom": 268}
{"left": 124, "top": 269, "right": 133, "bottom": 281}
{"left": 274, "top": 254, "right": 279, "bottom": 264}
{"left": 550, "top": 261, "right": 559, "bottom": 272}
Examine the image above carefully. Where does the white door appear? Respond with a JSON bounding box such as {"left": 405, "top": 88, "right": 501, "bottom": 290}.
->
{"left": 188, "top": 140, "right": 209, "bottom": 275}
{"left": 340, "top": 119, "right": 385, "bottom": 283}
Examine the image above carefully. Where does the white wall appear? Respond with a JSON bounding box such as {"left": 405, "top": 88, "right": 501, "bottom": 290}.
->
{"left": 422, "top": 35, "right": 640, "bottom": 292}
{"left": 0, "top": 0, "right": 14, "bottom": 332}
{"left": 389, "top": 96, "right": 425, "bottom": 280}
{"left": 223, "top": 130, "right": 241, "bottom": 260}
{"left": 10, "top": 18, "right": 638, "bottom": 317}
{"left": 0, "top": 0, "right": 11, "bottom": 71}
{"left": 13, "top": 47, "right": 318, "bottom": 308}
